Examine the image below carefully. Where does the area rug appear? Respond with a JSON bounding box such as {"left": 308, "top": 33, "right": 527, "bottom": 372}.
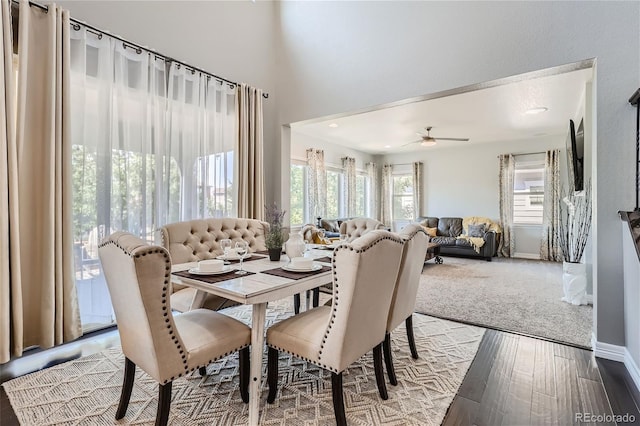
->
{"left": 2, "top": 300, "right": 484, "bottom": 425}
{"left": 415, "top": 256, "right": 592, "bottom": 348}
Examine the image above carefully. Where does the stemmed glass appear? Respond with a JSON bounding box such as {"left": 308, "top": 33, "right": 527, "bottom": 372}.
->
{"left": 235, "top": 241, "right": 249, "bottom": 275}
{"left": 220, "top": 239, "right": 232, "bottom": 265}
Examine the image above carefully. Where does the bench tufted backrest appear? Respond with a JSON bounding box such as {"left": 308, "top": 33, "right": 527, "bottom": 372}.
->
{"left": 159, "top": 218, "right": 269, "bottom": 264}
{"left": 339, "top": 218, "right": 385, "bottom": 242}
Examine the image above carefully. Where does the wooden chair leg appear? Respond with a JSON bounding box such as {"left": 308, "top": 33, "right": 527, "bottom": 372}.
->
{"left": 406, "top": 315, "right": 418, "bottom": 359}
{"left": 239, "top": 347, "right": 250, "bottom": 403}
{"left": 267, "top": 347, "right": 279, "bottom": 404}
{"left": 116, "top": 357, "right": 136, "bottom": 420}
{"left": 373, "top": 343, "right": 389, "bottom": 400}
{"left": 199, "top": 366, "right": 207, "bottom": 377}
{"left": 155, "top": 381, "right": 172, "bottom": 426}
{"left": 331, "top": 372, "right": 347, "bottom": 426}
{"left": 383, "top": 332, "right": 398, "bottom": 385}
{"left": 312, "top": 287, "right": 320, "bottom": 307}
{"left": 293, "top": 294, "right": 301, "bottom": 314}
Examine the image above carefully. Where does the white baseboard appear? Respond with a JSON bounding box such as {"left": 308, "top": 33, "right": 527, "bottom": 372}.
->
{"left": 512, "top": 252, "right": 541, "bottom": 260}
{"left": 592, "top": 333, "right": 640, "bottom": 392}
{"left": 624, "top": 348, "right": 640, "bottom": 394}
{"left": 592, "top": 334, "right": 626, "bottom": 362}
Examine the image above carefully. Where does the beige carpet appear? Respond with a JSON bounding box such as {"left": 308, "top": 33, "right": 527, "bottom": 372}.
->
{"left": 416, "top": 256, "right": 592, "bottom": 348}
{"left": 3, "top": 300, "right": 484, "bottom": 425}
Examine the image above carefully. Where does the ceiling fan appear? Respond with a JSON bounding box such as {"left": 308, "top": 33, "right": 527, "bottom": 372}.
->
{"left": 405, "top": 126, "right": 470, "bottom": 147}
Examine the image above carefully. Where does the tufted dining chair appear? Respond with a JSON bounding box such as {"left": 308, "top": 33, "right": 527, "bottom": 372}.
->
{"left": 339, "top": 218, "right": 385, "bottom": 242}
{"left": 265, "top": 230, "right": 404, "bottom": 425}
{"left": 99, "top": 232, "right": 252, "bottom": 426}
{"left": 383, "top": 223, "right": 430, "bottom": 385}
{"left": 159, "top": 218, "right": 269, "bottom": 312}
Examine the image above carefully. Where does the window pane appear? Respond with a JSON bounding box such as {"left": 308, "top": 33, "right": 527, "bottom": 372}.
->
{"left": 290, "top": 164, "right": 305, "bottom": 225}
{"left": 392, "top": 175, "right": 414, "bottom": 220}
{"left": 513, "top": 165, "right": 544, "bottom": 224}
{"left": 326, "top": 170, "right": 341, "bottom": 219}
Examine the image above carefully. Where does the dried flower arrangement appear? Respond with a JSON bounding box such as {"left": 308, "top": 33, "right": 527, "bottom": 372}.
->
{"left": 265, "top": 203, "right": 287, "bottom": 250}
{"left": 558, "top": 182, "right": 592, "bottom": 263}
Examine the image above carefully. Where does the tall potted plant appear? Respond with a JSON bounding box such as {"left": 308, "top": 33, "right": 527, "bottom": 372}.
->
{"left": 557, "top": 182, "right": 592, "bottom": 305}
{"left": 265, "top": 203, "right": 287, "bottom": 261}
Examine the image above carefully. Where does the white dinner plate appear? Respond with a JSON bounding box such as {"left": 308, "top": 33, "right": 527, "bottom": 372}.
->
{"left": 281, "top": 263, "right": 323, "bottom": 273}
{"left": 188, "top": 265, "right": 233, "bottom": 275}
{"left": 216, "top": 253, "right": 252, "bottom": 261}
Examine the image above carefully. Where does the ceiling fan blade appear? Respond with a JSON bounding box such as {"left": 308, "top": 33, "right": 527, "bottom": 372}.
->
{"left": 401, "top": 140, "right": 422, "bottom": 147}
{"left": 434, "top": 137, "right": 470, "bottom": 142}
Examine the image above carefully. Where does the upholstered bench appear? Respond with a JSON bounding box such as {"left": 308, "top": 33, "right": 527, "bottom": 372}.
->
{"left": 159, "top": 218, "right": 269, "bottom": 312}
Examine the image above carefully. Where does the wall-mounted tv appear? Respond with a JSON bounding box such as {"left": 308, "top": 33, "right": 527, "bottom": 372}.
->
{"left": 566, "top": 118, "right": 584, "bottom": 192}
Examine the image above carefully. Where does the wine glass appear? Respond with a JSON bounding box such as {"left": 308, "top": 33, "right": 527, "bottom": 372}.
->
{"left": 220, "top": 239, "right": 232, "bottom": 265}
{"left": 235, "top": 241, "right": 249, "bottom": 275}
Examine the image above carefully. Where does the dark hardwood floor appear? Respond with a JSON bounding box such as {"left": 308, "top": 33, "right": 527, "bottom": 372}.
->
{"left": 1, "top": 325, "right": 638, "bottom": 425}
{"left": 443, "top": 329, "right": 640, "bottom": 426}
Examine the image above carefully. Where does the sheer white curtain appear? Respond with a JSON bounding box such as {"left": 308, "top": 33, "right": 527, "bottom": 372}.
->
{"left": 70, "top": 30, "right": 168, "bottom": 246}
{"left": 306, "top": 148, "right": 326, "bottom": 221}
{"left": 366, "top": 162, "right": 377, "bottom": 219}
{"left": 380, "top": 164, "right": 393, "bottom": 227}
{"left": 412, "top": 162, "right": 423, "bottom": 219}
{"left": 498, "top": 154, "right": 515, "bottom": 257}
{"left": 541, "top": 149, "right": 562, "bottom": 261}
{"left": 167, "top": 64, "right": 237, "bottom": 221}
{"left": 342, "top": 157, "right": 356, "bottom": 217}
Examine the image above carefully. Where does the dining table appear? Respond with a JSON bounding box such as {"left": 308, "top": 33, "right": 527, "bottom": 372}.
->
{"left": 171, "top": 246, "right": 336, "bottom": 425}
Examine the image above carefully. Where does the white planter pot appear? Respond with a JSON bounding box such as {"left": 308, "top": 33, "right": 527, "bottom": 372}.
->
{"left": 562, "top": 261, "right": 588, "bottom": 305}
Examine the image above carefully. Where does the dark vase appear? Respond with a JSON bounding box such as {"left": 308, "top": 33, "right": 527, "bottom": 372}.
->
{"left": 268, "top": 247, "right": 281, "bottom": 261}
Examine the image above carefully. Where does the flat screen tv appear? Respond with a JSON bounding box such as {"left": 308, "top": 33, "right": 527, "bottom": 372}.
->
{"left": 566, "top": 118, "right": 584, "bottom": 192}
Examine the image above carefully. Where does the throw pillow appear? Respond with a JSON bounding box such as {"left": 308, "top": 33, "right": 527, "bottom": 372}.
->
{"left": 468, "top": 224, "right": 486, "bottom": 238}
{"left": 420, "top": 225, "right": 437, "bottom": 237}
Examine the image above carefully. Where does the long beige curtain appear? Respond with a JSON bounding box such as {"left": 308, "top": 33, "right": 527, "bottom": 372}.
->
{"left": 541, "top": 149, "right": 562, "bottom": 261}
{"left": 237, "top": 83, "right": 265, "bottom": 220}
{"left": 498, "top": 154, "right": 515, "bottom": 257}
{"left": 0, "top": 0, "right": 17, "bottom": 364}
{"left": 342, "top": 156, "right": 356, "bottom": 217}
{"left": 380, "top": 164, "right": 393, "bottom": 227}
{"left": 306, "top": 148, "right": 326, "bottom": 221}
{"left": 412, "top": 161, "right": 423, "bottom": 219}
{"left": 366, "top": 162, "right": 377, "bottom": 219}
{"left": 1, "top": 1, "right": 81, "bottom": 363}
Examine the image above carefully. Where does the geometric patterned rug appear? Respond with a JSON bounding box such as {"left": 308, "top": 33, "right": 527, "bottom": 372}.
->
{"left": 3, "top": 300, "right": 484, "bottom": 425}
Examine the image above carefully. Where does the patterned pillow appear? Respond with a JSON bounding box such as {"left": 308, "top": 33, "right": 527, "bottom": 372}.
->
{"left": 468, "top": 224, "right": 486, "bottom": 238}
{"left": 420, "top": 226, "right": 437, "bottom": 237}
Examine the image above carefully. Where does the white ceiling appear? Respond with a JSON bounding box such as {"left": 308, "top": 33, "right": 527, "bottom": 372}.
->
{"left": 290, "top": 68, "right": 593, "bottom": 154}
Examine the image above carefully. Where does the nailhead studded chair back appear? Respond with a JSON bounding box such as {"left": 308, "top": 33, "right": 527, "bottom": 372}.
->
{"left": 339, "top": 218, "right": 385, "bottom": 242}
{"left": 265, "top": 230, "right": 404, "bottom": 425}
{"left": 98, "top": 231, "right": 251, "bottom": 426}
{"left": 158, "top": 218, "right": 269, "bottom": 312}
{"left": 382, "top": 223, "right": 430, "bottom": 385}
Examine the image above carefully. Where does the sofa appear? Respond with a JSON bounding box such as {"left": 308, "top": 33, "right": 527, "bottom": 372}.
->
{"left": 318, "top": 217, "right": 360, "bottom": 238}
{"left": 158, "top": 217, "right": 269, "bottom": 312}
{"left": 416, "top": 216, "right": 499, "bottom": 261}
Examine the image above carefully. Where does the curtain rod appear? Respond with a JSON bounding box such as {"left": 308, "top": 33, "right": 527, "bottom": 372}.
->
{"left": 496, "top": 151, "right": 549, "bottom": 158}
{"left": 12, "top": 0, "right": 269, "bottom": 99}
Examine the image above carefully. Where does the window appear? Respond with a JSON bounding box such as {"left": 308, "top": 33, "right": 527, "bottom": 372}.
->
{"left": 513, "top": 162, "right": 545, "bottom": 224}
{"left": 326, "top": 169, "right": 342, "bottom": 219}
{"left": 355, "top": 173, "right": 368, "bottom": 217}
{"left": 392, "top": 174, "right": 414, "bottom": 221}
{"left": 290, "top": 163, "right": 307, "bottom": 226}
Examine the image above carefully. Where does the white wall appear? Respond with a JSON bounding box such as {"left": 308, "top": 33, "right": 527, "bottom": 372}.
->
{"left": 382, "top": 136, "right": 566, "bottom": 219}
{"left": 275, "top": 1, "right": 639, "bottom": 348}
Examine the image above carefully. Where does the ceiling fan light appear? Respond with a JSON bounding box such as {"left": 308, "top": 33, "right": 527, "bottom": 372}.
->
{"left": 525, "top": 107, "right": 548, "bottom": 115}
{"left": 421, "top": 140, "right": 437, "bottom": 147}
